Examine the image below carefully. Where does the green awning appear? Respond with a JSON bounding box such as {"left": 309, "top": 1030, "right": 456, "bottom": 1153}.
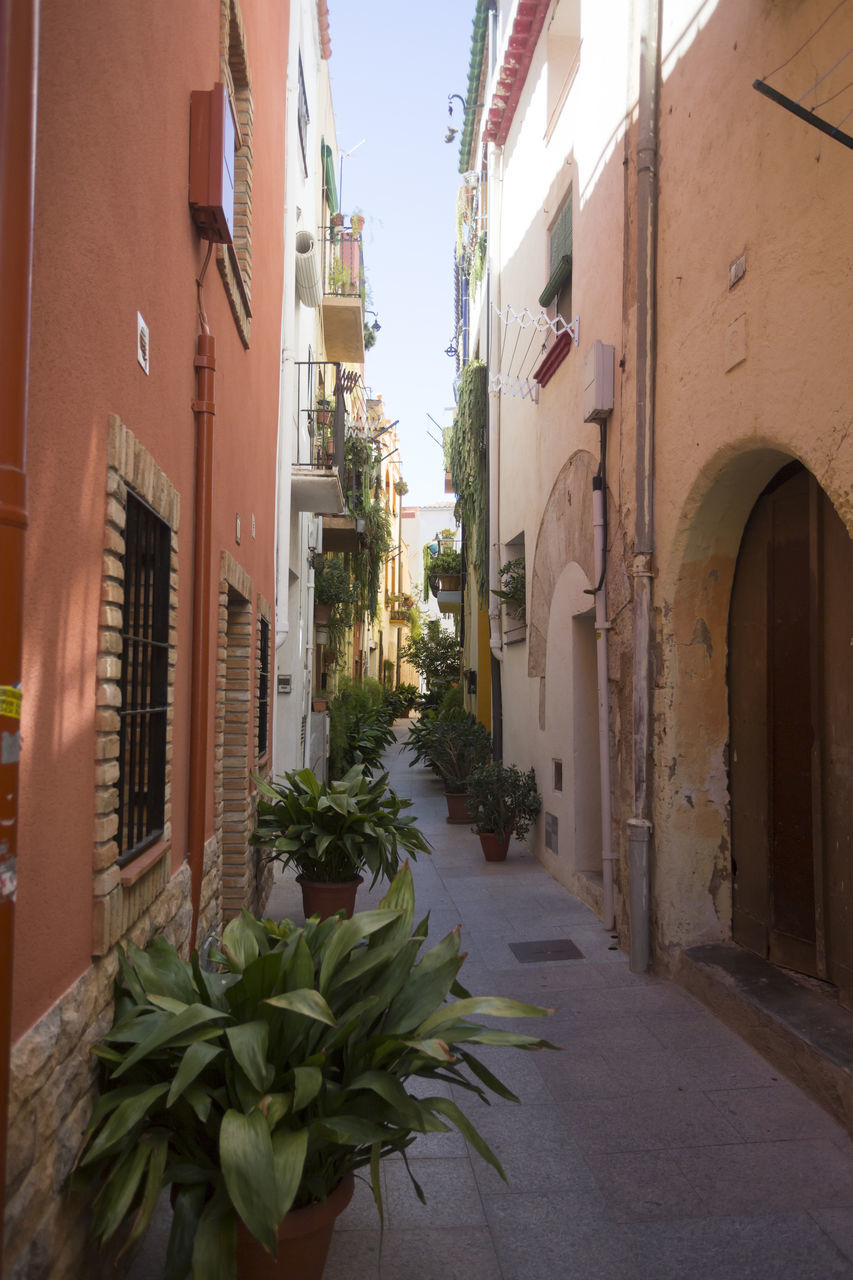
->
{"left": 538, "top": 254, "right": 572, "bottom": 308}
{"left": 321, "top": 139, "right": 338, "bottom": 214}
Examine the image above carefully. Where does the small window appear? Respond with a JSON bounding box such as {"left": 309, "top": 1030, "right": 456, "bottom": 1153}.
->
{"left": 553, "top": 759, "right": 563, "bottom": 792}
{"left": 297, "top": 52, "right": 310, "bottom": 179}
{"left": 539, "top": 191, "right": 572, "bottom": 312}
{"left": 257, "top": 614, "right": 270, "bottom": 759}
{"left": 117, "top": 493, "right": 170, "bottom": 864}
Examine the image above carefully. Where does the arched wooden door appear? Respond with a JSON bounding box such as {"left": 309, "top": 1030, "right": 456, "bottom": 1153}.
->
{"left": 729, "top": 462, "right": 853, "bottom": 1001}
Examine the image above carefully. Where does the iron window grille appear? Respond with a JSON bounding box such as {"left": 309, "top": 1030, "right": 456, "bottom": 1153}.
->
{"left": 117, "top": 493, "right": 170, "bottom": 865}
{"left": 257, "top": 614, "right": 270, "bottom": 759}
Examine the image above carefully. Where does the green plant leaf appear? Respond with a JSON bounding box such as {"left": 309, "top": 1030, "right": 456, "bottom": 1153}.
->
{"left": 167, "top": 1041, "right": 222, "bottom": 1107}
{"left": 427, "top": 1095, "right": 507, "bottom": 1179}
{"left": 219, "top": 1110, "right": 279, "bottom": 1257}
{"left": 313, "top": 1114, "right": 391, "bottom": 1146}
{"left": 416, "top": 996, "right": 552, "bottom": 1038}
{"left": 402, "top": 1037, "right": 454, "bottom": 1061}
{"left": 113, "top": 1004, "right": 229, "bottom": 1078}
{"left": 226, "top": 1022, "right": 270, "bottom": 1094}
{"left": 126, "top": 1133, "right": 169, "bottom": 1247}
{"left": 318, "top": 911, "right": 404, "bottom": 993}
{"left": 191, "top": 1200, "right": 238, "bottom": 1280}
{"left": 264, "top": 989, "right": 336, "bottom": 1025}
{"left": 91, "top": 1138, "right": 150, "bottom": 1243}
{"left": 456, "top": 1048, "right": 521, "bottom": 1102}
{"left": 165, "top": 1184, "right": 208, "bottom": 1280}
{"left": 291, "top": 1065, "right": 323, "bottom": 1110}
{"left": 80, "top": 1083, "right": 169, "bottom": 1165}
{"left": 220, "top": 913, "right": 263, "bottom": 972}
{"left": 271, "top": 1127, "right": 309, "bottom": 1221}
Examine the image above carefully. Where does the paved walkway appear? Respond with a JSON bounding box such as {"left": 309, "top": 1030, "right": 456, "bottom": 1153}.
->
{"left": 132, "top": 725, "right": 853, "bottom": 1278}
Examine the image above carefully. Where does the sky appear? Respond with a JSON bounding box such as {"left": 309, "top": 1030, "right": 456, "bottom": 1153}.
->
{"left": 326, "top": 1, "right": 475, "bottom": 508}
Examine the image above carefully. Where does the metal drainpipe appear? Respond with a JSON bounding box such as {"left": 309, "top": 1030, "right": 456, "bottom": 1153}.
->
{"left": 592, "top": 472, "right": 616, "bottom": 932}
{"left": 630, "top": 0, "right": 661, "bottom": 973}
{"left": 189, "top": 324, "right": 216, "bottom": 948}
{"left": 0, "top": 0, "right": 38, "bottom": 1258}
{"left": 486, "top": 142, "right": 504, "bottom": 760}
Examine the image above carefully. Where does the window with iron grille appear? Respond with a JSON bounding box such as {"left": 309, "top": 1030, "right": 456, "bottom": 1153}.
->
{"left": 117, "top": 493, "right": 170, "bottom": 865}
{"left": 257, "top": 614, "right": 270, "bottom": 759}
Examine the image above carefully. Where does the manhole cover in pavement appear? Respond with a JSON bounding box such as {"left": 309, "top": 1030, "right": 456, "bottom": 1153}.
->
{"left": 509, "top": 938, "right": 584, "bottom": 963}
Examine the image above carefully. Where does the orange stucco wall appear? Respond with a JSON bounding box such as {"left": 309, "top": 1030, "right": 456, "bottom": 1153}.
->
{"left": 15, "top": 0, "right": 288, "bottom": 1038}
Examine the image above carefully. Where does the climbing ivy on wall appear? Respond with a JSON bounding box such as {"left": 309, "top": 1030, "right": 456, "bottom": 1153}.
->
{"left": 448, "top": 360, "right": 488, "bottom": 608}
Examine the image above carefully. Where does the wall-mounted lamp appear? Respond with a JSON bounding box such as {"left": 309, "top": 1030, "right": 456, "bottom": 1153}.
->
{"left": 364, "top": 309, "right": 381, "bottom": 333}
{"left": 444, "top": 93, "right": 466, "bottom": 144}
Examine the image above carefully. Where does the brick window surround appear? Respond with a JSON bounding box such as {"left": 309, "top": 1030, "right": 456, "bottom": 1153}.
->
{"left": 218, "top": 0, "right": 254, "bottom": 347}
{"left": 94, "top": 416, "right": 179, "bottom": 956}
{"left": 216, "top": 554, "right": 271, "bottom": 920}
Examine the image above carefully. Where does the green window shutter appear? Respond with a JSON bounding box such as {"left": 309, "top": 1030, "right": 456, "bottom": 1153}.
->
{"left": 539, "top": 194, "right": 572, "bottom": 307}
{"left": 321, "top": 139, "right": 338, "bottom": 214}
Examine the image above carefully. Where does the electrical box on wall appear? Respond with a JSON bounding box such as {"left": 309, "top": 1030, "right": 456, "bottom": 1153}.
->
{"left": 189, "top": 83, "right": 235, "bottom": 244}
{"left": 583, "top": 339, "right": 615, "bottom": 422}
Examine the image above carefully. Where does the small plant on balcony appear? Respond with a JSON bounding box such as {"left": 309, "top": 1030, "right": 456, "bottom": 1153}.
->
{"left": 394, "top": 478, "right": 409, "bottom": 497}
{"left": 328, "top": 257, "right": 352, "bottom": 295}
{"left": 492, "top": 557, "right": 526, "bottom": 623}
{"left": 313, "top": 555, "right": 353, "bottom": 608}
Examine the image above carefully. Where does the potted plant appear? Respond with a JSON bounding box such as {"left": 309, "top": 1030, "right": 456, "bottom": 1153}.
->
{"left": 250, "top": 765, "right": 430, "bottom": 919}
{"left": 71, "top": 866, "right": 556, "bottom": 1280}
{"left": 349, "top": 212, "right": 364, "bottom": 235}
{"left": 492, "top": 557, "right": 526, "bottom": 624}
{"left": 426, "top": 548, "right": 462, "bottom": 594}
{"left": 313, "top": 556, "right": 352, "bottom": 627}
{"left": 467, "top": 761, "right": 541, "bottom": 861}
{"left": 418, "top": 711, "right": 491, "bottom": 823}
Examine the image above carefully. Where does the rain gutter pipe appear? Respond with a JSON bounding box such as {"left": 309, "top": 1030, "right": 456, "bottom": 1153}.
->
{"left": 189, "top": 247, "right": 216, "bottom": 948}
{"left": 0, "top": 0, "right": 38, "bottom": 1259}
{"left": 629, "top": 0, "right": 661, "bottom": 973}
{"left": 591, "top": 452, "right": 615, "bottom": 932}
{"left": 486, "top": 140, "right": 504, "bottom": 762}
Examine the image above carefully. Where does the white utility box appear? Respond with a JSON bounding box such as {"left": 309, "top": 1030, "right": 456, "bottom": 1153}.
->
{"left": 583, "top": 340, "right": 615, "bottom": 422}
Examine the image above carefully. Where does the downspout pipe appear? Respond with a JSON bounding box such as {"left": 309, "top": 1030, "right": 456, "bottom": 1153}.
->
{"left": 486, "top": 141, "right": 504, "bottom": 760}
{"left": 630, "top": 0, "right": 661, "bottom": 972}
{"left": 592, "top": 470, "right": 615, "bottom": 932}
{"left": 0, "top": 0, "right": 38, "bottom": 1258}
{"left": 188, "top": 308, "right": 216, "bottom": 948}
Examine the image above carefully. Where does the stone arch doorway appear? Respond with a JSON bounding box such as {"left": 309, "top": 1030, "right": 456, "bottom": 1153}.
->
{"left": 729, "top": 461, "right": 853, "bottom": 998}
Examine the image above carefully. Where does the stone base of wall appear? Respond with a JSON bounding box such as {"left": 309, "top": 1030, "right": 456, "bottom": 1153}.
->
{"left": 3, "top": 850, "right": 222, "bottom": 1280}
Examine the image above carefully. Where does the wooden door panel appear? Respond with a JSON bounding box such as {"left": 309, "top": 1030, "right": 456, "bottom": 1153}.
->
{"left": 767, "top": 470, "right": 816, "bottom": 968}
{"left": 730, "top": 497, "right": 770, "bottom": 956}
{"left": 821, "top": 491, "right": 853, "bottom": 1001}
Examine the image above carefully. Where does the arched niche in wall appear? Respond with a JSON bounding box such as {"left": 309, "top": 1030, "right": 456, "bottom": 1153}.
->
{"left": 528, "top": 449, "right": 597, "bottom": 708}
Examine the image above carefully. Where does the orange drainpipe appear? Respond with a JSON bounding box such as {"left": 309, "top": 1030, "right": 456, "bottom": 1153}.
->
{"left": 0, "top": 0, "right": 39, "bottom": 1263}
{"left": 188, "top": 313, "right": 215, "bottom": 948}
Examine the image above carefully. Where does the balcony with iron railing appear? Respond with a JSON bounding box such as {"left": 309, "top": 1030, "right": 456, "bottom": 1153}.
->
{"left": 321, "top": 218, "right": 366, "bottom": 364}
{"left": 291, "top": 360, "right": 348, "bottom": 515}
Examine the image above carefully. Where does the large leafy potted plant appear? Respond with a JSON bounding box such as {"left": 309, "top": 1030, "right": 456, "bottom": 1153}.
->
{"left": 407, "top": 710, "right": 491, "bottom": 823}
{"left": 250, "top": 765, "right": 430, "bottom": 918}
{"left": 467, "top": 762, "right": 541, "bottom": 861}
{"left": 71, "top": 866, "right": 555, "bottom": 1279}
{"left": 312, "top": 556, "right": 352, "bottom": 627}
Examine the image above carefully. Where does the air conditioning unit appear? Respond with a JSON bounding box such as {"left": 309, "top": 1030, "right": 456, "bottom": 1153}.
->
{"left": 189, "top": 83, "right": 235, "bottom": 244}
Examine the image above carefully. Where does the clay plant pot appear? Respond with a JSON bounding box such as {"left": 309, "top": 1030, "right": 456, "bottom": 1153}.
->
{"left": 444, "top": 790, "right": 472, "bottom": 824}
{"left": 297, "top": 875, "right": 363, "bottom": 920}
{"left": 235, "top": 1175, "right": 354, "bottom": 1279}
{"left": 313, "top": 603, "right": 332, "bottom": 625}
{"left": 478, "top": 832, "right": 510, "bottom": 862}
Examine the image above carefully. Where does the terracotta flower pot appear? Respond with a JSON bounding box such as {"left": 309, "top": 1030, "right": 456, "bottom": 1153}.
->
{"left": 314, "top": 603, "right": 332, "bottom": 625}
{"left": 297, "top": 875, "right": 362, "bottom": 920}
{"left": 236, "top": 1175, "right": 354, "bottom": 1279}
{"left": 478, "top": 832, "right": 510, "bottom": 862}
{"left": 444, "top": 790, "right": 472, "bottom": 824}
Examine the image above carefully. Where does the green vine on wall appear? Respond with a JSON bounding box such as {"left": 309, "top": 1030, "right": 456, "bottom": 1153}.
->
{"left": 448, "top": 360, "right": 488, "bottom": 608}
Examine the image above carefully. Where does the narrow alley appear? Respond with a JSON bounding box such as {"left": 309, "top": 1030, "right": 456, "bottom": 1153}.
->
{"left": 130, "top": 724, "right": 853, "bottom": 1280}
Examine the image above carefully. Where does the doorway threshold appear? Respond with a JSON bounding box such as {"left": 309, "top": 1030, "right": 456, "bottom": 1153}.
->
{"left": 674, "top": 942, "right": 853, "bottom": 1133}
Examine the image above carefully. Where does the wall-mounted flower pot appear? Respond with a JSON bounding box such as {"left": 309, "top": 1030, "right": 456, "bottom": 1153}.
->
{"left": 235, "top": 1174, "right": 354, "bottom": 1279}
{"left": 314, "top": 603, "right": 332, "bottom": 625}
{"left": 478, "top": 832, "right": 510, "bottom": 862}
{"left": 311, "top": 697, "right": 329, "bottom": 712}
